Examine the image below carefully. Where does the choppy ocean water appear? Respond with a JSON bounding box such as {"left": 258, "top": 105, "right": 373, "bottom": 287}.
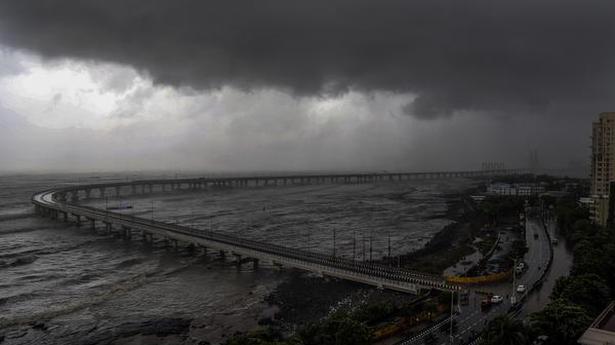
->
{"left": 0, "top": 173, "right": 474, "bottom": 344}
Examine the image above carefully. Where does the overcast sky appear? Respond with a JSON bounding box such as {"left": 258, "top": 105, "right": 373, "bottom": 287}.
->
{"left": 0, "top": 0, "right": 613, "bottom": 174}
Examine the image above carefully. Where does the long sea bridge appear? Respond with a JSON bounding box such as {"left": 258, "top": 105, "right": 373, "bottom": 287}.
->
{"left": 32, "top": 169, "right": 520, "bottom": 294}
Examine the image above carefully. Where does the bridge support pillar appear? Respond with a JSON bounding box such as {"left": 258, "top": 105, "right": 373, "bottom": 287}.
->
{"left": 104, "top": 222, "right": 112, "bottom": 234}
{"left": 62, "top": 211, "right": 68, "bottom": 222}
{"left": 122, "top": 226, "right": 131, "bottom": 239}
{"left": 74, "top": 214, "right": 81, "bottom": 226}
{"left": 186, "top": 243, "right": 196, "bottom": 253}
{"left": 253, "top": 258, "right": 259, "bottom": 270}
{"left": 142, "top": 232, "right": 152, "bottom": 243}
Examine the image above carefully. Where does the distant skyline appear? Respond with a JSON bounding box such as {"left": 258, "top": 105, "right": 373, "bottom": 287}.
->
{"left": 0, "top": 1, "right": 613, "bottom": 174}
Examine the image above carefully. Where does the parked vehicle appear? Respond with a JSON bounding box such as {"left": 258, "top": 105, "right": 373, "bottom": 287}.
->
{"left": 490, "top": 295, "right": 504, "bottom": 304}
{"left": 516, "top": 284, "right": 527, "bottom": 293}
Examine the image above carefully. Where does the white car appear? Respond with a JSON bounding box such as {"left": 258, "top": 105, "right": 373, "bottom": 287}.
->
{"left": 491, "top": 295, "right": 504, "bottom": 304}
{"left": 516, "top": 284, "right": 527, "bottom": 293}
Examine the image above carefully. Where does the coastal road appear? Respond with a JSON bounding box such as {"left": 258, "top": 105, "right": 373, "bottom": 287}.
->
{"left": 401, "top": 216, "right": 552, "bottom": 345}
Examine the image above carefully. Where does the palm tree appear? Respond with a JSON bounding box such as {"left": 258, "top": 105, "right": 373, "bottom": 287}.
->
{"left": 482, "top": 315, "right": 530, "bottom": 345}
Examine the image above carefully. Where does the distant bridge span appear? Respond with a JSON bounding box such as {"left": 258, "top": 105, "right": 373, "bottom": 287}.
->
{"left": 32, "top": 169, "right": 521, "bottom": 294}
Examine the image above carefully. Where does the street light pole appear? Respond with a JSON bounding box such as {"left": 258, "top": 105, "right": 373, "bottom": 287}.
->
{"left": 388, "top": 232, "right": 391, "bottom": 265}
{"left": 352, "top": 230, "right": 356, "bottom": 261}
{"left": 369, "top": 230, "right": 373, "bottom": 262}
{"left": 362, "top": 233, "right": 366, "bottom": 262}
{"left": 333, "top": 228, "right": 336, "bottom": 257}
{"left": 450, "top": 290, "right": 454, "bottom": 344}
{"left": 511, "top": 258, "right": 517, "bottom": 305}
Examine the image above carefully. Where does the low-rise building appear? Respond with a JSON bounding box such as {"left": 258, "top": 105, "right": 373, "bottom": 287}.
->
{"left": 579, "top": 301, "right": 615, "bottom": 345}
{"left": 486, "top": 182, "right": 545, "bottom": 197}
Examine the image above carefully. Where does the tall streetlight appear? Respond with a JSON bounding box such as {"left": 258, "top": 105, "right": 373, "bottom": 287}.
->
{"left": 362, "top": 233, "right": 366, "bottom": 262}
{"left": 332, "top": 228, "right": 336, "bottom": 257}
{"left": 511, "top": 258, "right": 517, "bottom": 305}
{"left": 369, "top": 230, "right": 373, "bottom": 262}
{"left": 352, "top": 230, "right": 356, "bottom": 261}
{"left": 387, "top": 232, "right": 391, "bottom": 265}
{"left": 450, "top": 290, "right": 455, "bottom": 344}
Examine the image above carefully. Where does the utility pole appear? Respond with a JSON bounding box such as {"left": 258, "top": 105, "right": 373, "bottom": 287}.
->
{"left": 333, "top": 228, "right": 336, "bottom": 257}
{"left": 362, "top": 233, "right": 366, "bottom": 262}
{"left": 369, "top": 230, "right": 373, "bottom": 262}
{"left": 388, "top": 232, "right": 391, "bottom": 265}
{"left": 450, "top": 290, "right": 454, "bottom": 344}
{"left": 352, "top": 230, "right": 356, "bottom": 261}
{"left": 511, "top": 258, "right": 517, "bottom": 305}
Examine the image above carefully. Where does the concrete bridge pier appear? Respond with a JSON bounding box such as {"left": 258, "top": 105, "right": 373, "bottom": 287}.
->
{"left": 186, "top": 242, "right": 196, "bottom": 253}
{"left": 142, "top": 231, "right": 152, "bottom": 243}
{"left": 253, "top": 258, "right": 259, "bottom": 270}
{"left": 103, "top": 221, "right": 112, "bottom": 234}
{"left": 87, "top": 217, "right": 95, "bottom": 230}
{"left": 73, "top": 214, "right": 81, "bottom": 226}
{"left": 121, "top": 226, "right": 132, "bottom": 239}
{"left": 233, "top": 253, "right": 242, "bottom": 268}
{"left": 62, "top": 211, "right": 68, "bottom": 222}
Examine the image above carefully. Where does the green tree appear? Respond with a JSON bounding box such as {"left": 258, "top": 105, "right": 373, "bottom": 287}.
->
{"left": 551, "top": 274, "right": 610, "bottom": 315}
{"left": 298, "top": 316, "right": 372, "bottom": 345}
{"left": 482, "top": 315, "right": 530, "bottom": 345}
{"left": 530, "top": 299, "right": 593, "bottom": 345}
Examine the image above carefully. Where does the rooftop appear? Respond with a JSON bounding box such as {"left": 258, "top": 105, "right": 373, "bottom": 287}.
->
{"left": 579, "top": 302, "right": 615, "bottom": 345}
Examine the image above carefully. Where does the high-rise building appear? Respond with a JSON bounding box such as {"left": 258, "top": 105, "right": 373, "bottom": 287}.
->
{"left": 590, "top": 112, "right": 615, "bottom": 226}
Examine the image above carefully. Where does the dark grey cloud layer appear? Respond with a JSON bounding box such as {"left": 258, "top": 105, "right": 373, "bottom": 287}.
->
{"left": 0, "top": 0, "right": 614, "bottom": 119}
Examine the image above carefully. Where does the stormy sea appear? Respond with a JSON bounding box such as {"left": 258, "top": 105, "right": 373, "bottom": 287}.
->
{"left": 0, "top": 173, "right": 475, "bottom": 344}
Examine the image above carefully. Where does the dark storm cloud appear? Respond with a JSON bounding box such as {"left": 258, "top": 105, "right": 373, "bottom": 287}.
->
{"left": 0, "top": 0, "right": 614, "bottom": 118}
